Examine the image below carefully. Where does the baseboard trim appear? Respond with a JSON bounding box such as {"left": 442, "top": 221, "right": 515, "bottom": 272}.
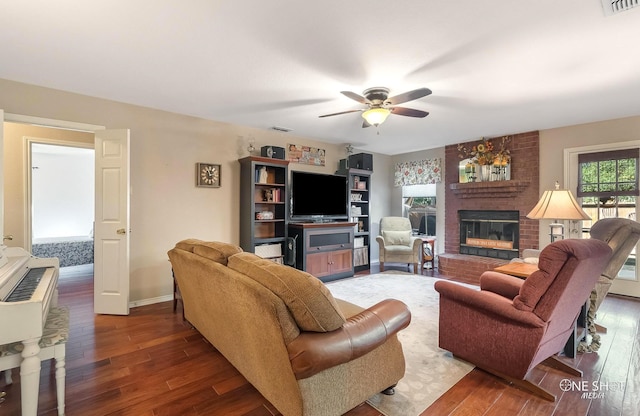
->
{"left": 130, "top": 294, "right": 173, "bottom": 309}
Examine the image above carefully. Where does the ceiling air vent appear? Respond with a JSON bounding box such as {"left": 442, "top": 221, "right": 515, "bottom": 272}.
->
{"left": 602, "top": 0, "right": 639, "bottom": 16}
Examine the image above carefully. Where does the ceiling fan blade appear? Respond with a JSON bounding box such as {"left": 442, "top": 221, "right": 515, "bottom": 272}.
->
{"left": 341, "top": 91, "right": 370, "bottom": 104}
{"left": 390, "top": 107, "right": 430, "bottom": 118}
{"left": 386, "top": 88, "right": 432, "bottom": 105}
{"left": 318, "top": 109, "right": 362, "bottom": 118}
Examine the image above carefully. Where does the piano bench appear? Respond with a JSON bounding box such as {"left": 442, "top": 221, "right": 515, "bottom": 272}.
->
{"left": 1, "top": 306, "right": 69, "bottom": 416}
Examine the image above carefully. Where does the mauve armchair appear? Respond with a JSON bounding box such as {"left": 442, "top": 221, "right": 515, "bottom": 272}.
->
{"left": 435, "top": 239, "right": 612, "bottom": 401}
{"left": 508, "top": 218, "right": 640, "bottom": 352}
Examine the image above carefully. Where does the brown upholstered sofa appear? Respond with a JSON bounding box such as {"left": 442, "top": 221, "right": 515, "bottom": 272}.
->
{"left": 168, "top": 239, "right": 411, "bottom": 416}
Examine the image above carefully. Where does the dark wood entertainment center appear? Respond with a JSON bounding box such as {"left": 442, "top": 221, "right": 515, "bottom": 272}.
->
{"left": 239, "top": 156, "right": 369, "bottom": 281}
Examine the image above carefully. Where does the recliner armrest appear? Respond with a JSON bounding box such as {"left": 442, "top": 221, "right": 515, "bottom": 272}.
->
{"left": 480, "top": 271, "right": 524, "bottom": 300}
{"left": 287, "top": 299, "right": 411, "bottom": 380}
{"left": 434, "top": 280, "right": 545, "bottom": 327}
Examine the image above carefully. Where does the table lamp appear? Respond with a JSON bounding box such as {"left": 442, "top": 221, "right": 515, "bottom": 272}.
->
{"left": 526, "top": 181, "right": 590, "bottom": 242}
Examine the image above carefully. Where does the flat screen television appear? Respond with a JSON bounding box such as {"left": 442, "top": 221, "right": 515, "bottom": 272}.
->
{"left": 290, "top": 171, "right": 349, "bottom": 222}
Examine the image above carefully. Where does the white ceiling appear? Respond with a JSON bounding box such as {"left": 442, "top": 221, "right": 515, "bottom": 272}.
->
{"left": 2, "top": 1, "right": 640, "bottom": 155}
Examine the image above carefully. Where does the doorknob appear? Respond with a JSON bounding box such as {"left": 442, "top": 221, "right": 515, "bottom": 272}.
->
{"left": 117, "top": 228, "right": 126, "bottom": 235}
{"left": 3, "top": 235, "right": 13, "bottom": 241}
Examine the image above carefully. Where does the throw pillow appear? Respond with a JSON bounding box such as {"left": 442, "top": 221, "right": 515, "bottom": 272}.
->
{"left": 383, "top": 230, "right": 412, "bottom": 246}
{"left": 227, "top": 252, "right": 346, "bottom": 332}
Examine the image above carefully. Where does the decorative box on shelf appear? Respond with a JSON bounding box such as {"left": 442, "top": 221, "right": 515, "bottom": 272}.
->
{"left": 255, "top": 243, "right": 283, "bottom": 263}
{"left": 256, "top": 211, "right": 274, "bottom": 220}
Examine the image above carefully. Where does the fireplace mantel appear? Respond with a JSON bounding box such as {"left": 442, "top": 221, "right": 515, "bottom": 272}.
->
{"left": 449, "top": 180, "right": 530, "bottom": 198}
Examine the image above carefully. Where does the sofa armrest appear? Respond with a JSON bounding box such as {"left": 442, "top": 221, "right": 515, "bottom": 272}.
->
{"left": 480, "top": 271, "right": 524, "bottom": 300}
{"left": 375, "top": 235, "right": 385, "bottom": 248}
{"left": 434, "top": 280, "right": 544, "bottom": 327}
{"left": 287, "top": 299, "right": 411, "bottom": 380}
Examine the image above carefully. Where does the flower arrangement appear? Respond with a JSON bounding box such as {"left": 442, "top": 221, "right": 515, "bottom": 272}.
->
{"left": 457, "top": 136, "right": 511, "bottom": 166}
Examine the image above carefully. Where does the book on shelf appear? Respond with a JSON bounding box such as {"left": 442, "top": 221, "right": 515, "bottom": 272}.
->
{"left": 262, "top": 187, "right": 282, "bottom": 202}
{"left": 270, "top": 187, "right": 280, "bottom": 202}
{"left": 354, "top": 246, "right": 369, "bottom": 266}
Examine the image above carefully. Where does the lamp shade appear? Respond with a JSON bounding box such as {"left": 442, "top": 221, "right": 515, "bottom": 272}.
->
{"left": 526, "top": 183, "right": 590, "bottom": 220}
{"left": 362, "top": 108, "right": 391, "bottom": 126}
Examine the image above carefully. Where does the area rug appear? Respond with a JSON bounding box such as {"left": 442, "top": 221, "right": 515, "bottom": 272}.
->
{"left": 326, "top": 272, "right": 475, "bottom": 416}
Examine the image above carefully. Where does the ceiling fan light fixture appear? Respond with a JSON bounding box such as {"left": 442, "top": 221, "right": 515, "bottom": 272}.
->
{"left": 362, "top": 107, "right": 391, "bottom": 126}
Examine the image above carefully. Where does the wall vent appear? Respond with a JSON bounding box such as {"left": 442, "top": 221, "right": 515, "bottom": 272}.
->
{"left": 602, "top": 0, "right": 639, "bottom": 16}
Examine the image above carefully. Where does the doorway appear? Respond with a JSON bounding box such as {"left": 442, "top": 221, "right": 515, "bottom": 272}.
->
{"left": 29, "top": 141, "right": 95, "bottom": 275}
{"left": 3, "top": 114, "right": 131, "bottom": 315}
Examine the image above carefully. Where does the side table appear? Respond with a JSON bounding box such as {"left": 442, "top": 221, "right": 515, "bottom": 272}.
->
{"left": 419, "top": 236, "right": 436, "bottom": 269}
{"left": 493, "top": 262, "right": 538, "bottom": 279}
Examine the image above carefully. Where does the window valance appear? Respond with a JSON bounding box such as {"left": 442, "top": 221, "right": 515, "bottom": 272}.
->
{"left": 394, "top": 158, "right": 441, "bottom": 187}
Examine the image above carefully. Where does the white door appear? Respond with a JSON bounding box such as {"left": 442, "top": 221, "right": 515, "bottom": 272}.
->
{"left": 94, "top": 129, "right": 130, "bottom": 315}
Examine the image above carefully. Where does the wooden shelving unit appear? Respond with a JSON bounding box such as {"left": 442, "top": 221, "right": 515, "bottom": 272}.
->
{"left": 239, "top": 156, "right": 289, "bottom": 262}
{"left": 337, "top": 167, "right": 372, "bottom": 272}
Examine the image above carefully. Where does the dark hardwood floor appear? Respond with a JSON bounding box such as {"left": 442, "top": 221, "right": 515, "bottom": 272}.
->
{"left": 1, "top": 263, "right": 638, "bottom": 415}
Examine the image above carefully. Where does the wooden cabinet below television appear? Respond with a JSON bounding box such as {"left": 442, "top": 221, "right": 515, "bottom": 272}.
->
{"left": 305, "top": 249, "right": 353, "bottom": 279}
{"left": 288, "top": 222, "right": 355, "bottom": 282}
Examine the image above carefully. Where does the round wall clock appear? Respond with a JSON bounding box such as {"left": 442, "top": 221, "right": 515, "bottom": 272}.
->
{"left": 196, "top": 162, "right": 221, "bottom": 188}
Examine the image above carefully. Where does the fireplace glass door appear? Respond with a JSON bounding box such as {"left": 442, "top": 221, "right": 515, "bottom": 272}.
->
{"left": 459, "top": 210, "right": 519, "bottom": 260}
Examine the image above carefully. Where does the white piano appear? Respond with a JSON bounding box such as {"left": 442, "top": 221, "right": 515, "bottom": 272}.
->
{"left": 0, "top": 245, "right": 60, "bottom": 416}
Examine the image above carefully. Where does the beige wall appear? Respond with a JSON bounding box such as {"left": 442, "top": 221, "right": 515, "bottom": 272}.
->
{"left": 1, "top": 78, "right": 394, "bottom": 304}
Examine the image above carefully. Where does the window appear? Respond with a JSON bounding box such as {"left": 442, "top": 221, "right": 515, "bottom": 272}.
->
{"left": 402, "top": 185, "right": 436, "bottom": 235}
{"left": 577, "top": 148, "right": 639, "bottom": 198}
{"left": 578, "top": 148, "right": 638, "bottom": 279}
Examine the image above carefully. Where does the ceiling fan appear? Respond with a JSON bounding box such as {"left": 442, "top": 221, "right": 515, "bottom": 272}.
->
{"left": 319, "top": 87, "right": 431, "bottom": 128}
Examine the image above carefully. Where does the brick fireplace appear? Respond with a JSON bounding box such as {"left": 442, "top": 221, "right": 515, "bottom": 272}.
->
{"left": 438, "top": 131, "right": 540, "bottom": 282}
